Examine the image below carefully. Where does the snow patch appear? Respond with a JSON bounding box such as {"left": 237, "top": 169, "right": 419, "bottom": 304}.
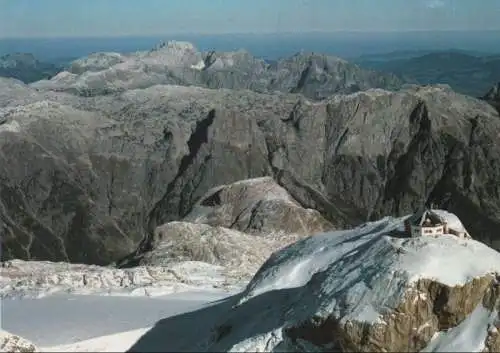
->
{"left": 42, "top": 328, "right": 150, "bottom": 352}
{"left": 421, "top": 304, "right": 497, "bottom": 352}
{"left": 0, "top": 120, "right": 21, "bottom": 133}
{"left": 191, "top": 60, "right": 206, "bottom": 70}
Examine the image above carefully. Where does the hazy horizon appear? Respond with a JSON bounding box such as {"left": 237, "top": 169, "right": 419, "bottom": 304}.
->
{"left": 2, "top": 30, "right": 500, "bottom": 62}
{"left": 3, "top": 28, "right": 500, "bottom": 40}
{"left": 2, "top": 0, "right": 500, "bottom": 39}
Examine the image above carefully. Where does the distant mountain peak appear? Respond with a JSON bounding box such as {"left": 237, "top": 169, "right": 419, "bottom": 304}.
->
{"left": 484, "top": 82, "right": 500, "bottom": 100}
{"left": 28, "top": 40, "right": 403, "bottom": 99}
{"left": 152, "top": 40, "right": 198, "bottom": 53}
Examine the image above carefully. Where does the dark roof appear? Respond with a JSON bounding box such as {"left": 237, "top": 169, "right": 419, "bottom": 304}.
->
{"left": 407, "top": 209, "right": 446, "bottom": 227}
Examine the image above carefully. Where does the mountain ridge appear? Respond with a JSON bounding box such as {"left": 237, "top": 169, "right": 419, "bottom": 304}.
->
{"left": 353, "top": 50, "right": 500, "bottom": 97}
{"left": 1, "top": 76, "right": 499, "bottom": 265}
{"left": 29, "top": 40, "right": 404, "bottom": 99}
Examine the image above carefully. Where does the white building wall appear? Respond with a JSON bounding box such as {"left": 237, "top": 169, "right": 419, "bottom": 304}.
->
{"left": 411, "top": 225, "right": 445, "bottom": 237}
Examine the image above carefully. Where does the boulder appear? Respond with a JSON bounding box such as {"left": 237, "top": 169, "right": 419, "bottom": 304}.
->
{"left": 0, "top": 330, "right": 37, "bottom": 353}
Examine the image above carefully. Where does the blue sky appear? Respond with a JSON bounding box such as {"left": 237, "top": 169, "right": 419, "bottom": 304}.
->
{"left": 1, "top": 0, "right": 499, "bottom": 38}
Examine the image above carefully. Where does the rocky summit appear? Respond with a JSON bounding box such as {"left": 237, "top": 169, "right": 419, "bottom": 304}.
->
{"left": 126, "top": 214, "right": 500, "bottom": 352}
{"left": 1, "top": 53, "right": 500, "bottom": 265}
{"left": 2, "top": 212, "right": 499, "bottom": 352}
{"left": 483, "top": 82, "right": 500, "bottom": 113}
{"left": 29, "top": 40, "right": 403, "bottom": 99}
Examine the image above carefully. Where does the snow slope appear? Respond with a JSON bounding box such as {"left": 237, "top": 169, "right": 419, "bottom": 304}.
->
{"left": 421, "top": 303, "right": 498, "bottom": 352}
{"left": 1, "top": 290, "right": 234, "bottom": 351}
{"left": 2, "top": 211, "right": 498, "bottom": 352}
{"left": 165, "top": 212, "right": 498, "bottom": 352}
{"left": 45, "top": 328, "right": 151, "bottom": 352}
{"left": 239, "top": 214, "right": 499, "bottom": 321}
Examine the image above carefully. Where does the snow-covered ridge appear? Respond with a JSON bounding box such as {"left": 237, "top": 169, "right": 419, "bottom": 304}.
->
{"left": 2, "top": 211, "right": 499, "bottom": 352}
{"left": 199, "top": 212, "right": 500, "bottom": 352}
{"left": 239, "top": 214, "right": 499, "bottom": 314}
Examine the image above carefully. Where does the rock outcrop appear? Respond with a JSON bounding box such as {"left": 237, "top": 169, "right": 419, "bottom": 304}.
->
{"left": 121, "top": 178, "right": 331, "bottom": 269}
{"left": 182, "top": 177, "right": 333, "bottom": 236}
{"left": 123, "top": 222, "right": 304, "bottom": 276}
{"left": 128, "top": 215, "right": 500, "bottom": 352}
{"left": 2, "top": 79, "right": 500, "bottom": 265}
{"left": 30, "top": 41, "right": 403, "bottom": 99}
{"left": 0, "top": 330, "right": 37, "bottom": 352}
{"left": 482, "top": 82, "right": 500, "bottom": 113}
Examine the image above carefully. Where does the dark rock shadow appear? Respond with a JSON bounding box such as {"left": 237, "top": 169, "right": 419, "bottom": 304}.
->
{"left": 127, "top": 287, "right": 304, "bottom": 352}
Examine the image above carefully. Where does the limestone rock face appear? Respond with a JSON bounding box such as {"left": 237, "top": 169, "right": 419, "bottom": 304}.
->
{"left": 120, "top": 177, "right": 332, "bottom": 269}
{"left": 183, "top": 177, "right": 333, "bottom": 236}
{"left": 0, "top": 330, "right": 37, "bottom": 353}
{"left": 2, "top": 79, "right": 500, "bottom": 265}
{"left": 283, "top": 276, "right": 499, "bottom": 352}
{"left": 126, "top": 221, "right": 306, "bottom": 277}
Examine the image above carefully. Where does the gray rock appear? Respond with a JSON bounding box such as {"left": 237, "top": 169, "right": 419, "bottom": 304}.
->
{"left": 182, "top": 177, "right": 333, "bottom": 236}
{"left": 1, "top": 80, "right": 500, "bottom": 265}
{"left": 0, "top": 330, "right": 37, "bottom": 352}
{"left": 482, "top": 82, "right": 500, "bottom": 113}
{"left": 68, "top": 52, "right": 128, "bottom": 74}
{"left": 30, "top": 41, "right": 403, "bottom": 99}
{"left": 0, "top": 258, "right": 241, "bottom": 298}
{"left": 130, "top": 221, "right": 306, "bottom": 277}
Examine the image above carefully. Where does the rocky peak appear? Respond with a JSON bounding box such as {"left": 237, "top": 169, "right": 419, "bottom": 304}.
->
{"left": 204, "top": 214, "right": 500, "bottom": 352}
{"left": 183, "top": 177, "right": 332, "bottom": 236}
{"left": 153, "top": 40, "right": 198, "bottom": 53}
{"left": 144, "top": 40, "right": 203, "bottom": 68}
{"left": 28, "top": 41, "right": 403, "bottom": 98}
{"left": 68, "top": 52, "right": 126, "bottom": 74}
{"left": 485, "top": 82, "right": 500, "bottom": 100}
{"left": 483, "top": 83, "right": 500, "bottom": 113}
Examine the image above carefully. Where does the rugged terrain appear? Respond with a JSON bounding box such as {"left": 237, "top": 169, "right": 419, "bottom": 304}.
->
{"left": 2, "top": 213, "right": 499, "bottom": 352}
{"left": 127, "top": 215, "right": 500, "bottom": 352}
{"left": 30, "top": 41, "right": 403, "bottom": 99}
{"left": 1, "top": 58, "right": 500, "bottom": 264}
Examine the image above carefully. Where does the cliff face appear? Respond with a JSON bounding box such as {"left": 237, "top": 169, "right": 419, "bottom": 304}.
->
{"left": 2, "top": 78, "right": 500, "bottom": 265}
{"left": 202, "top": 215, "right": 500, "bottom": 352}
{"left": 283, "top": 276, "right": 499, "bottom": 352}
{"left": 120, "top": 214, "right": 500, "bottom": 352}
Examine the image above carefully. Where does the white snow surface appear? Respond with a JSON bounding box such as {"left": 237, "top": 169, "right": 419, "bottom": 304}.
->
{"left": 432, "top": 209, "right": 467, "bottom": 233}
{"left": 239, "top": 214, "right": 499, "bottom": 323}
{"left": 1, "top": 290, "right": 234, "bottom": 349}
{"left": 421, "top": 304, "right": 498, "bottom": 352}
{"left": 2, "top": 211, "right": 498, "bottom": 352}
{"left": 44, "top": 328, "right": 151, "bottom": 352}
